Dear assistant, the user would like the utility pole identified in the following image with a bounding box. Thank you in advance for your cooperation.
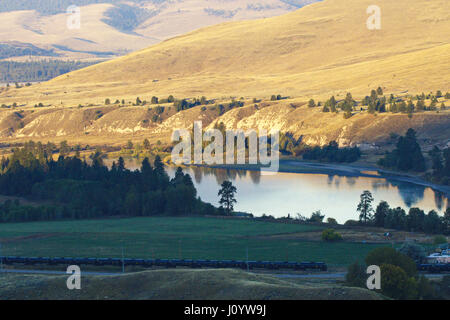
[121,246,125,273]
[246,246,249,273]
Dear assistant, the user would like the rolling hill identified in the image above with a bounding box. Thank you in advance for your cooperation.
[0,0,448,147]
[4,0,448,101]
[0,0,311,60]
[0,269,383,300]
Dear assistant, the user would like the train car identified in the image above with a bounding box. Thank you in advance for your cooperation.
[0,255,328,272]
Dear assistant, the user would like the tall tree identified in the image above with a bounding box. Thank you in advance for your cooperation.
[218,180,237,215]
[357,190,374,223]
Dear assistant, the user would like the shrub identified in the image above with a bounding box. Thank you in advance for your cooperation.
[417,276,438,300]
[380,264,418,300]
[327,217,338,225]
[398,242,426,263]
[321,229,343,242]
[433,235,447,245]
[344,219,360,226]
[309,210,324,223]
[365,247,416,277]
[345,261,366,287]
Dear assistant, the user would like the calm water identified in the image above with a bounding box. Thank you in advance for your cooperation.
[106,158,449,223]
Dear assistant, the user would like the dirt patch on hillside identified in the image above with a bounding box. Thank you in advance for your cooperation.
[261,227,446,244]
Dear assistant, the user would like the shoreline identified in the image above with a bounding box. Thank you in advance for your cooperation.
[189,159,450,198]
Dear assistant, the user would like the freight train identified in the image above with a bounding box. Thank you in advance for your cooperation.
[0,256,327,271]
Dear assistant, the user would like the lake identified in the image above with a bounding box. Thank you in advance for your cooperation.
[105,158,449,223]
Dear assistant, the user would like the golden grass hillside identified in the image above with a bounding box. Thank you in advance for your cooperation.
[1,0,448,106]
[0,269,383,300]
[0,0,448,147]
[0,0,297,60]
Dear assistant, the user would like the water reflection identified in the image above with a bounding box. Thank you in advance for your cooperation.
[104,158,449,223]
[434,192,444,211]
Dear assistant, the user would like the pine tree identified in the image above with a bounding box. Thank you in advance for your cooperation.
[357,190,374,223]
[218,180,237,215]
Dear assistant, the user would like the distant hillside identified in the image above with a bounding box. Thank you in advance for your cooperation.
[0,0,448,148]
[5,0,447,100]
[0,0,305,60]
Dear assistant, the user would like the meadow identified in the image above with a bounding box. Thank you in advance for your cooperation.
[0,216,386,266]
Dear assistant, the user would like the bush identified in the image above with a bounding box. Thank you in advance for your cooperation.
[433,235,447,245]
[417,276,438,300]
[365,247,417,277]
[380,264,418,300]
[327,217,338,225]
[398,242,426,263]
[309,210,325,223]
[321,229,343,242]
[345,261,366,287]
[344,219,360,226]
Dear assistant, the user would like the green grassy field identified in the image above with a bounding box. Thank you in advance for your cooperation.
[0,217,385,266]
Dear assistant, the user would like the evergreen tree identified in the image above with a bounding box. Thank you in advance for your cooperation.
[374,201,389,227]
[357,190,374,223]
[376,87,383,96]
[218,180,237,215]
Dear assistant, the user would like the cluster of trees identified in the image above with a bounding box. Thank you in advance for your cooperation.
[360,87,387,113]
[207,100,244,115]
[279,134,361,163]
[318,88,448,117]
[0,199,63,223]
[102,3,154,33]
[0,43,57,60]
[0,60,98,82]
[279,132,305,156]
[378,128,426,172]
[270,94,284,101]
[0,145,218,222]
[428,146,450,186]
[104,95,177,107]
[346,247,448,299]
[302,141,361,163]
[320,93,356,115]
[356,190,450,235]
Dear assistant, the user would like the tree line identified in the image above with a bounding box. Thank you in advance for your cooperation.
[356,190,450,235]
[279,133,361,163]
[378,128,426,172]
[0,144,218,223]
[0,60,98,82]
[317,88,448,118]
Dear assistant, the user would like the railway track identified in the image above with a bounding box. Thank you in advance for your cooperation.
[0,256,327,271]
